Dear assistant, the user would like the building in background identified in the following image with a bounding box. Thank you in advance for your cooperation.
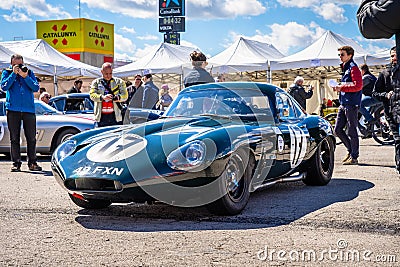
[36,18,114,67]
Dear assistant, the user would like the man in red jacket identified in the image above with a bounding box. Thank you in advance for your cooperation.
[332,46,363,165]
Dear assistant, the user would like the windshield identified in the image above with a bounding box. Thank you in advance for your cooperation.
[35,100,61,115]
[165,88,273,121]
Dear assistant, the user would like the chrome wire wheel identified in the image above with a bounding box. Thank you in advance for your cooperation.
[224,154,245,202]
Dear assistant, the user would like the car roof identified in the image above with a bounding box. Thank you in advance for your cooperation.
[50,93,90,99]
[181,82,284,97]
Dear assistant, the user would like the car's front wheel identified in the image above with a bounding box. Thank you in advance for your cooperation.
[207,149,254,215]
[68,193,112,209]
[303,137,334,186]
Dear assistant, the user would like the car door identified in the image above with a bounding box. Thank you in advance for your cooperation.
[271,92,310,176]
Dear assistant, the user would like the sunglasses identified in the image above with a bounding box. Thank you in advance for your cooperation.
[338,53,346,57]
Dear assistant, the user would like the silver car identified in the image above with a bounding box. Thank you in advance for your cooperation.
[0,99,96,156]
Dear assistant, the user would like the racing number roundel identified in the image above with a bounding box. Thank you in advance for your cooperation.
[86,133,147,163]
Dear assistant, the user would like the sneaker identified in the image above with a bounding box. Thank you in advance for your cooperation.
[28,163,42,171]
[11,164,21,172]
[343,157,358,165]
[342,153,351,163]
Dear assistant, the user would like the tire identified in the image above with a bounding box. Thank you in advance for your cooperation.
[372,106,395,145]
[69,193,111,209]
[303,137,334,186]
[55,128,79,148]
[206,149,254,215]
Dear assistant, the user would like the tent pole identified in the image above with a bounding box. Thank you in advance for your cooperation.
[267,60,272,83]
[54,66,58,96]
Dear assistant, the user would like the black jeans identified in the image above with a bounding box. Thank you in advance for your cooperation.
[334,105,360,159]
[6,110,37,165]
[98,112,119,127]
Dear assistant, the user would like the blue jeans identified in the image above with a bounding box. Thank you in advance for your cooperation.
[334,105,359,160]
[359,95,379,122]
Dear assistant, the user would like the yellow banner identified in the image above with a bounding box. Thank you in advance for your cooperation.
[36,18,114,55]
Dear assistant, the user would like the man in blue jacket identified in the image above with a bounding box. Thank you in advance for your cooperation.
[0,54,42,172]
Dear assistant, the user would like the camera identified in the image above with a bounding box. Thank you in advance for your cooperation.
[18,64,28,73]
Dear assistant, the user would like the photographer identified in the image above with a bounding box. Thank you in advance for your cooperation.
[288,76,314,110]
[90,62,128,127]
[0,54,42,172]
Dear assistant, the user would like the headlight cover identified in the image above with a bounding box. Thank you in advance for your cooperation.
[167,140,216,172]
[54,139,76,162]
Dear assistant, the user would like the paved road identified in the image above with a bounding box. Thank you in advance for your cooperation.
[0,138,399,266]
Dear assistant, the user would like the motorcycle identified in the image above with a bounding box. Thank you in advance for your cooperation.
[322,101,394,146]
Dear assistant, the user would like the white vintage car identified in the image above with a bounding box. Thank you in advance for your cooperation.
[0,99,96,156]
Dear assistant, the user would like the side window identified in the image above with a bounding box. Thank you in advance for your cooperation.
[52,99,66,112]
[84,98,94,110]
[275,93,298,120]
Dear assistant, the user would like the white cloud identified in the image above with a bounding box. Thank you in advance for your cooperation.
[134,44,158,58]
[277,0,353,23]
[313,3,347,23]
[277,0,319,8]
[226,21,326,55]
[222,0,266,17]
[3,0,72,19]
[3,11,31,22]
[81,0,156,19]
[120,26,136,34]
[137,34,159,41]
[114,34,136,60]
[80,0,266,19]
[188,0,266,19]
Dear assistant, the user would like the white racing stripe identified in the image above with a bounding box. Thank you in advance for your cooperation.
[288,126,309,168]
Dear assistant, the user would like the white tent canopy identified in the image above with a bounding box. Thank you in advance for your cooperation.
[0,43,54,75]
[0,39,101,77]
[208,37,285,73]
[114,42,199,77]
[273,31,369,70]
[366,49,390,66]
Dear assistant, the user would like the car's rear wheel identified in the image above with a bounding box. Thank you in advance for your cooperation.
[69,193,112,209]
[303,137,334,186]
[206,149,254,215]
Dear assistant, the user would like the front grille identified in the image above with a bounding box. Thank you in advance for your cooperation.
[65,178,123,192]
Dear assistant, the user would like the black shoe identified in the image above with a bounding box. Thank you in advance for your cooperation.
[11,164,21,172]
[28,163,42,171]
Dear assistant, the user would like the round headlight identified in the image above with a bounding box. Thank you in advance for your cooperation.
[185,142,205,166]
[167,140,212,171]
[55,139,76,162]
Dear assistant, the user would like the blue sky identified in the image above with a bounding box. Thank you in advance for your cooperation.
[0,0,395,62]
